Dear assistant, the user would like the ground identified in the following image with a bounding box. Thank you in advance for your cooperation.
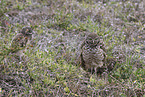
[0,0,145,96]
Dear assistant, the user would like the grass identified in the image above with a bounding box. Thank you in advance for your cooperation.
[0,0,145,96]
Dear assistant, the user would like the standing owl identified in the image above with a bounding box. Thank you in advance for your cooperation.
[0,27,33,62]
[80,33,106,74]
[10,27,33,53]
[10,26,33,60]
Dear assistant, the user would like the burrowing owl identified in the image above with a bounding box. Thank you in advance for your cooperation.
[0,27,33,62]
[80,33,106,74]
[10,27,33,57]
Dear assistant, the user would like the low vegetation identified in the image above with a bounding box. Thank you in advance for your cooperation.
[0,0,144,96]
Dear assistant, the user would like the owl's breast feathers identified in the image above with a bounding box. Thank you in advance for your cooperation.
[10,33,28,53]
[82,45,105,62]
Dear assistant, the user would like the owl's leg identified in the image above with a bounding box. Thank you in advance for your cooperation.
[91,67,93,74]
[94,67,98,77]
[94,67,96,73]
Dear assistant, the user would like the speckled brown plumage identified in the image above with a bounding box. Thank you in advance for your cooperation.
[80,33,106,74]
[10,27,33,53]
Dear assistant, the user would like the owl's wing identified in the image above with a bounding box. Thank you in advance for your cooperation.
[80,52,86,70]
[102,50,106,63]
[99,40,107,64]
[11,33,27,53]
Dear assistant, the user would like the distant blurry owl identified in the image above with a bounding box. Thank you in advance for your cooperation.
[80,33,106,74]
[10,27,33,57]
[0,27,33,63]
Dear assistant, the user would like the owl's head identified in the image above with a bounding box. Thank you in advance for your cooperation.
[85,33,100,46]
[21,27,33,36]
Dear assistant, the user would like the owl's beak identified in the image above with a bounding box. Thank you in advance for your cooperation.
[93,40,95,44]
